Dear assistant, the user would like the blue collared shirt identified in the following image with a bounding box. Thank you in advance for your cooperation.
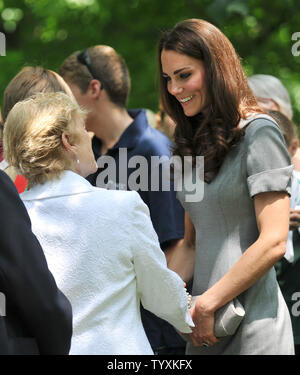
[87,108,184,246]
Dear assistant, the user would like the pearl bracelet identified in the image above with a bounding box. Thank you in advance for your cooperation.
[185,289,192,309]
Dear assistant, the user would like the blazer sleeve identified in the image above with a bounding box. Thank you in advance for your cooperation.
[0,170,72,354]
[129,191,194,333]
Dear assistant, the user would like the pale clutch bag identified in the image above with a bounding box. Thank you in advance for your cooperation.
[180,295,245,341]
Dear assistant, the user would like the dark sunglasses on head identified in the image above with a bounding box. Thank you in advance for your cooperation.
[77,50,104,90]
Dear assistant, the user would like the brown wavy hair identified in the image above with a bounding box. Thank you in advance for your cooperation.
[59,45,131,108]
[158,19,264,182]
[1,66,70,124]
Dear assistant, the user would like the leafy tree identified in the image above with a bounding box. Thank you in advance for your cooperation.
[0,0,299,125]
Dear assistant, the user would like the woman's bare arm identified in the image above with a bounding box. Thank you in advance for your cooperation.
[190,191,290,346]
[165,212,196,282]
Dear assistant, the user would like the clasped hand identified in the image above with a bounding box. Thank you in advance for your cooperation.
[188,296,220,347]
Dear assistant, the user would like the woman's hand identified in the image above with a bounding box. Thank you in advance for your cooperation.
[189,296,220,347]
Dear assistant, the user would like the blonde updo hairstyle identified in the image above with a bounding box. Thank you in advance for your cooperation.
[3,92,86,188]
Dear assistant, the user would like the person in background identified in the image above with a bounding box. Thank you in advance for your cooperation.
[155,103,177,141]
[248,74,300,171]
[59,45,187,355]
[0,169,72,355]
[248,74,293,120]
[0,66,74,193]
[158,18,294,354]
[145,103,176,141]
[268,110,300,355]
[144,108,157,128]
[3,92,194,355]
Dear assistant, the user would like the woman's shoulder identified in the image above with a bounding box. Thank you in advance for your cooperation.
[91,186,142,209]
[241,113,278,130]
[242,114,283,142]
[89,188,147,224]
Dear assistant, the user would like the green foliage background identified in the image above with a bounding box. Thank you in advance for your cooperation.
[0,0,300,124]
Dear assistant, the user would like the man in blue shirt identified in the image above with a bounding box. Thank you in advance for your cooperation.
[59,45,187,354]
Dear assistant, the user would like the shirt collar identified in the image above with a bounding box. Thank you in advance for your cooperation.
[21,170,95,200]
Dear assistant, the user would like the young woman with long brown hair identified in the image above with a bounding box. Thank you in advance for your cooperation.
[158,18,294,354]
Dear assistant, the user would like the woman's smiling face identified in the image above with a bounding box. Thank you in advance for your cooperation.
[161,49,208,117]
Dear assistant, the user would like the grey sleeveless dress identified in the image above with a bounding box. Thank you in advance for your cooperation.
[177,117,295,354]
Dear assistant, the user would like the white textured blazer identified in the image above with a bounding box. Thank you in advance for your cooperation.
[21,171,193,355]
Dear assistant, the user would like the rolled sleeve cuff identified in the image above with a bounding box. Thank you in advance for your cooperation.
[247,165,293,198]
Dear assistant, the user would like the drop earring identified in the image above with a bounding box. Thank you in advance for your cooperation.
[74,152,80,165]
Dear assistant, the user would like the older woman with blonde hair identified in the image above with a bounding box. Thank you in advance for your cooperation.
[3,92,194,355]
